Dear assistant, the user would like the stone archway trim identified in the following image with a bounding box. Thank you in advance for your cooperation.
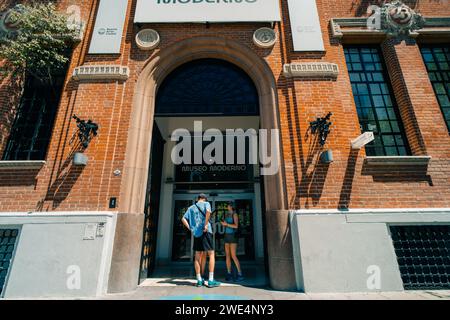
[108,37,291,293]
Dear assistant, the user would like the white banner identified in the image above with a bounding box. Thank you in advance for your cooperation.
[88,0,128,54]
[134,0,281,23]
[287,0,325,51]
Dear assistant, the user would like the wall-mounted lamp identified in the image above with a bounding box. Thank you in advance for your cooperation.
[73,114,98,149]
[320,150,333,164]
[73,152,88,166]
[310,112,333,146]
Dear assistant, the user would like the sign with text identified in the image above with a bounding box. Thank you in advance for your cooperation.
[351,132,375,149]
[287,0,325,51]
[134,0,281,23]
[88,0,128,54]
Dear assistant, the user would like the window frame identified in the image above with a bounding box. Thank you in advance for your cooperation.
[344,45,411,156]
[420,44,450,134]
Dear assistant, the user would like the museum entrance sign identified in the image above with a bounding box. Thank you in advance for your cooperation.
[134,0,281,23]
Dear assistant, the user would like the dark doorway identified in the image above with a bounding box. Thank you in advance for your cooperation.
[139,125,165,282]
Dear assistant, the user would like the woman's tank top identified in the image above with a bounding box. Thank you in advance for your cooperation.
[225,212,236,234]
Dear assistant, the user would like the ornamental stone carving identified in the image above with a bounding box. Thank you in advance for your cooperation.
[381,1,425,36]
[253,27,277,49]
[135,29,160,50]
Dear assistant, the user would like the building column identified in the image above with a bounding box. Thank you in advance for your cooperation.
[107,212,144,293]
[265,209,297,291]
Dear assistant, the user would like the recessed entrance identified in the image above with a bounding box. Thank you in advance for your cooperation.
[139,59,267,284]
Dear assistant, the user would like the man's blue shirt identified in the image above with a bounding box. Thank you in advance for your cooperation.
[183,201,213,238]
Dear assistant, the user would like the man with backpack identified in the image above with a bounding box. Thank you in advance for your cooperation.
[181,193,221,288]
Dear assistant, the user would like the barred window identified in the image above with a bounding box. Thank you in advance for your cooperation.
[2,74,65,161]
[344,46,410,156]
[420,45,450,133]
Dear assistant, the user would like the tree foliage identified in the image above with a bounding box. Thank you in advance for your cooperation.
[0,2,80,81]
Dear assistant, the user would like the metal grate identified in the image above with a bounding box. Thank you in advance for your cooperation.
[0,229,19,296]
[156,59,259,116]
[390,225,450,290]
[344,46,410,156]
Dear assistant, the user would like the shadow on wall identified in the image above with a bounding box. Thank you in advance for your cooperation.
[0,74,24,156]
[36,109,87,210]
[279,80,332,209]
[361,162,433,185]
[338,148,359,210]
[337,150,434,210]
[0,169,38,187]
[34,77,86,211]
[300,127,331,208]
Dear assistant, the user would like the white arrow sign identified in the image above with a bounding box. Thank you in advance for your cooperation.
[351,132,375,149]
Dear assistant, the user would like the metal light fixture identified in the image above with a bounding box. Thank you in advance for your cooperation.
[310,112,333,164]
[320,150,334,164]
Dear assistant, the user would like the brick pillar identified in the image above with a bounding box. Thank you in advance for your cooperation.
[381,38,450,157]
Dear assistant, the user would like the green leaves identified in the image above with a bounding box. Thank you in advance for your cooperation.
[0,3,80,81]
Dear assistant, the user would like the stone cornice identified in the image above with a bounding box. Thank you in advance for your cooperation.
[72,65,130,81]
[283,62,339,79]
[331,16,450,39]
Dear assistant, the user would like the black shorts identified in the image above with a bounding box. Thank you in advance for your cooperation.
[193,232,214,252]
[224,233,238,244]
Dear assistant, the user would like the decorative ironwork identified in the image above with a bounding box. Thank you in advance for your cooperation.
[390,225,450,290]
[156,59,259,116]
[344,46,410,156]
[0,229,19,296]
[72,114,98,149]
[310,112,333,146]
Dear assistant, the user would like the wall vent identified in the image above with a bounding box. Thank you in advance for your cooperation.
[0,229,19,296]
[390,225,450,290]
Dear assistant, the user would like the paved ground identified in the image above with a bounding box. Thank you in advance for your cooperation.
[100,278,450,300]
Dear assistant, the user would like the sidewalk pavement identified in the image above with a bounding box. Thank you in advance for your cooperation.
[99,278,450,300]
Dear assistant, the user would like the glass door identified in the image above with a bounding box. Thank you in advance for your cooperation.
[171,199,195,262]
[171,193,256,262]
[212,197,255,261]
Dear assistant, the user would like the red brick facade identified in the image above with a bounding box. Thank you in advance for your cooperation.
[0,0,449,213]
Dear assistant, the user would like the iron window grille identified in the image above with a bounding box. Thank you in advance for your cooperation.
[2,73,66,161]
[420,45,450,134]
[344,46,410,156]
[390,225,450,290]
[0,229,19,297]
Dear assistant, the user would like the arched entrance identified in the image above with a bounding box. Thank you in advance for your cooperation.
[108,37,294,293]
[143,58,264,280]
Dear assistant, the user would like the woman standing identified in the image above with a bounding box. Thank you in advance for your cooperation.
[221,202,244,282]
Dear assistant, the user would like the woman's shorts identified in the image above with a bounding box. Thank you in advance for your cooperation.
[193,232,214,252]
[224,233,238,244]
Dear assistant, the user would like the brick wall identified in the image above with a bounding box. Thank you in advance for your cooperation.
[0,0,449,212]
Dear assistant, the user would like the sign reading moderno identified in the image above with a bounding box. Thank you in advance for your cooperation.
[134,0,281,23]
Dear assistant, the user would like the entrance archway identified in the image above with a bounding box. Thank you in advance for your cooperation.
[108,37,293,293]
[149,58,263,278]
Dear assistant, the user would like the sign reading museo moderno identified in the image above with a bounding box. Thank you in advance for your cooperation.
[134,0,281,23]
